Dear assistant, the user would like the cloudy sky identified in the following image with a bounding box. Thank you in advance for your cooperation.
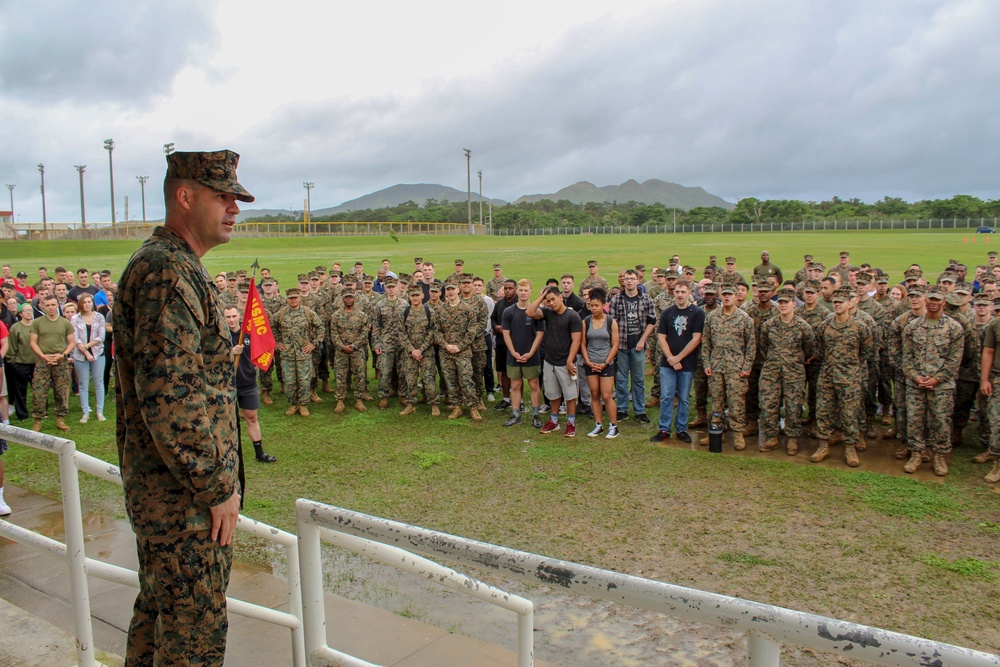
[1,0,996,223]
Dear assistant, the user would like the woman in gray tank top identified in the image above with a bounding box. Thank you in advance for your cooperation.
[581,287,620,438]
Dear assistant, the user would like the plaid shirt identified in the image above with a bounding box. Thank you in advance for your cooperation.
[609,291,656,350]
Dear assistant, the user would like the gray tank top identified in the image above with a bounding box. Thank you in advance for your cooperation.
[585,315,614,364]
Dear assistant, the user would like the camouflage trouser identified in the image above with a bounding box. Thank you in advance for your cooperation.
[816,374,861,445]
[377,347,405,398]
[987,371,1000,455]
[310,343,329,389]
[127,530,232,667]
[470,344,487,402]
[650,345,662,397]
[708,373,748,431]
[401,352,439,405]
[878,351,893,410]
[334,349,367,400]
[954,378,989,448]
[693,357,708,414]
[31,358,71,418]
[906,380,954,453]
[759,365,805,438]
[282,355,312,406]
[441,348,477,408]
[259,350,281,393]
[893,369,908,442]
[864,359,879,418]
[745,364,763,421]
[804,361,821,420]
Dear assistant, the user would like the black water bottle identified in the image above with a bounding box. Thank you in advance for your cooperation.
[708,413,723,453]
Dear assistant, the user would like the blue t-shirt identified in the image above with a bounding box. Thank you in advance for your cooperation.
[657,303,705,372]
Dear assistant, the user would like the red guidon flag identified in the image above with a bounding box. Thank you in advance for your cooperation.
[241,278,276,371]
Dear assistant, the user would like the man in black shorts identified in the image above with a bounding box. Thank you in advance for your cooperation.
[492,279,518,411]
[224,307,276,464]
[501,279,546,428]
[527,285,583,437]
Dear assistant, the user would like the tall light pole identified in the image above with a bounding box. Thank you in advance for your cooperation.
[37,164,47,232]
[136,176,149,222]
[104,138,116,227]
[303,182,314,235]
[463,148,472,234]
[477,170,483,228]
[163,142,175,156]
[74,165,87,228]
[5,184,14,223]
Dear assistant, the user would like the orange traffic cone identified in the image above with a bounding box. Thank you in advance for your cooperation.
[973,235,977,243]
[963,237,967,243]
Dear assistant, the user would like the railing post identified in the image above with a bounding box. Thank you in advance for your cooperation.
[747,630,781,667]
[296,518,326,659]
[59,438,97,666]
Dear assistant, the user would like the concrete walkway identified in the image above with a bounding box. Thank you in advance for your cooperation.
[0,484,552,666]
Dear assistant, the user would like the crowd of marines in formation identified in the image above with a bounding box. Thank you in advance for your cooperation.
[217,249,1000,485]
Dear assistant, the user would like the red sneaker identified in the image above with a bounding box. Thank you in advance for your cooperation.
[564,423,576,438]
[540,420,561,434]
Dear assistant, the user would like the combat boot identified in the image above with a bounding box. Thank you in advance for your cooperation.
[32,419,42,432]
[785,438,799,456]
[322,379,333,394]
[378,398,389,409]
[334,400,345,414]
[950,428,963,449]
[476,400,486,412]
[884,425,897,439]
[470,408,483,422]
[688,411,707,428]
[972,450,997,464]
[932,452,949,477]
[828,430,843,446]
[448,406,463,419]
[809,442,830,463]
[921,449,932,463]
[362,391,374,401]
[646,396,660,407]
[284,405,299,416]
[399,404,416,416]
[881,411,893,426]
[431,405,441,417]
[299,405,310,417]
[903,450,922,474]
[845,444,860,467]
[759,436,778,453]
[985,460,1000,484]
[261,390,273,406]
[310,390,323,403]
[895,443,909,459]
[865,418,877,440]
[732,432,746,451]
[355,400,367,412]
[55,418,70,432]
[742,420,758,437]
[856,434,867,452]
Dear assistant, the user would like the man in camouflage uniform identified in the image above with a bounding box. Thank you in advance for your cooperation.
[328,287,371,413]
[901,285,965,476]
[460,273,489,410]
[828,251,858,284]
[793,254,813,285]
[758,289,815,455]
[649,271,677,405]
[257,278,285,405]
[811,287,872,467]
[978,303,1000,483]
[29,294,75,431]
[399,285,441,416]
[796,280,828,426]
[886,285,927,453]
[954,293,992,457]
[115,150,249,666]
[436,282,481,421]
[373,276,407,408]
[739,276,778,436]
[580,260,610,295]
[689,281,719,427]
[303,272,331,399]
[702,283,755,450]
[272,287,324,416]
[848,282,880,449]
[719,256,744,284]
[873,273,895,422]
[218,271,238,309]
[486,263,507,297]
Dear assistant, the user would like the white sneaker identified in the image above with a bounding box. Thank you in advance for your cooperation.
[0,498,10,517]
[487,393,496,402]
[606,425,620,439]
[588,424,604,437]
[79,413,89,424]
[558,404,567,415]
[96,412,107,422]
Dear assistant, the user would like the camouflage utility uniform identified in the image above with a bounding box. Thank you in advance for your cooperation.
[702,307,755,433]
[373,296,407,399]
[399,302,440,406]
[272,303,324,408]
[758,315,815,442]
[328,306,371,400]
[902,315,964,455]
[814,315,871,447]
[436,299,479,407]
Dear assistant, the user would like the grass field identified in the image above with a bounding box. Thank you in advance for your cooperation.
[2,229,999,665]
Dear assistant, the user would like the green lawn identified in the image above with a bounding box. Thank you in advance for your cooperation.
[2,229,999,663]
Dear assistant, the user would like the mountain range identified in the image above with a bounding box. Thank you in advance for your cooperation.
[237,179,731,220]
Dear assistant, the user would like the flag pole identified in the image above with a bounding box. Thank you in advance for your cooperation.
[235,258,260,365]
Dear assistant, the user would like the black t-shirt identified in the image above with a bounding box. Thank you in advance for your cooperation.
[230,329,257,394]
[657,303,705,372]
[621,293,648,349]
[502,305,545,366]
[541,307,582,366]
[67,284,100,303]
[562,292,587,315]
[492,296,517,332]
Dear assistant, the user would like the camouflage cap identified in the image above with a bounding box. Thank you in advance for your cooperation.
[459,273,474,283]
[397,272,412,282]
[635,264,646,271]
[954,282,972,295]
[775,289,795,302]
[809,262,825,271]
[989,252,998,258]
[444,282,459,290]
[429,281,443,292]
[454,259,464,266]
[407,285,423,296]
[925,285,945,299]
[236,269,247,276]
[384,277,398,286]
[363,275,374,283]
[945,293,965,306]
[839,251,850,258]
[665,272,678,280]
[668,258,680,265]
[725,256,736,263]
[315,265,327,273]
[973,293,992,305]
[309,271,320,280]
[342,288,356,296]
[493,263,502,269]
[342,275,357,285]
[702,282,719,294]
[831,287,851,302]
[226,271,237,280]
[285,287,301,297]
[802,279,821,293]
[709,255,718,261]
[296,274,309,283]
[682,265,697,274]
[875,273,890,284]
[587,260,598,267]
[804,254,813,260]
[904,268,923,279]
[237,282,249,293]
[165,150,254,202]
[719,283,737,295]
[261,277,276,286]
[330,270,342,278]
[856,271,874,284]
[654,268,669,277]
[847,286,859,298]
[938,271,957,283]
[907,284,926,297]
[413,257,423,263]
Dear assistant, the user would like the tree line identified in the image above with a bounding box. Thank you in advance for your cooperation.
[244,194,1000,229]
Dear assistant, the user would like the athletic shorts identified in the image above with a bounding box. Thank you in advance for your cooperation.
[585,365,615,378]
[507,364,540,380]
[543,361,579,402]
[237,390,260,411]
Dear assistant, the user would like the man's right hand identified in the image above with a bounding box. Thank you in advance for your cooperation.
[209,491,241,546]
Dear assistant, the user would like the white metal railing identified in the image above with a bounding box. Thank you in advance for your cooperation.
[0,425,306,667]
[296,499,533,666]
[300,501,1000,667]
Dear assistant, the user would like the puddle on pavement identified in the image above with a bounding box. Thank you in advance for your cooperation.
[272,545,747,666]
